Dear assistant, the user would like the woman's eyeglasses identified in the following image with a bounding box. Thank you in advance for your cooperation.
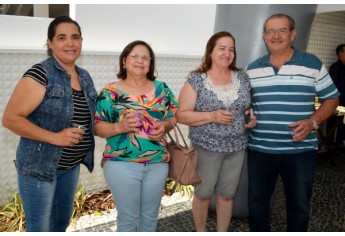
[129,53,151,62]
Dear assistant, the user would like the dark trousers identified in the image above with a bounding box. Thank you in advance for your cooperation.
[247,149,317,232]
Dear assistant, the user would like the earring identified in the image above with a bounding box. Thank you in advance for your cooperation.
[123,65,126,69]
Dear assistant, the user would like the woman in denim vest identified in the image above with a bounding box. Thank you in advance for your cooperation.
[2,16,97,232]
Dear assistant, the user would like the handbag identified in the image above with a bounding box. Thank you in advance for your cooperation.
[164,124,201,196]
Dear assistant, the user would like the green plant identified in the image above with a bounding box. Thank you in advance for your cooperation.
[69,185,114,228]
[0,192,26,232]
[165,179,195,199]
[0,184,115,232]
[71,184,89,220]
[0,181,192,232]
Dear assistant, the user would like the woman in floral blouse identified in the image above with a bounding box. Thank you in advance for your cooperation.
[177,31,256,232]
[94,40,178,232]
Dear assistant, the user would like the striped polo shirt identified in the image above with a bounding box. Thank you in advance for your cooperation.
[246,48,339,154]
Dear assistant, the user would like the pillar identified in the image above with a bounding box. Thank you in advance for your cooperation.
[214,4,317,67]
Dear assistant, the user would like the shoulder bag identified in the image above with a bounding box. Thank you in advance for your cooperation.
[165,123,201,196]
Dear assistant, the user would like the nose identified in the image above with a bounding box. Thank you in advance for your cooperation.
[66,36,75,46]
[272,31,281,38]
[136,57,144,63]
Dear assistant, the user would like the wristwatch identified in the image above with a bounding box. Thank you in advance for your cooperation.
[309,118,319,131]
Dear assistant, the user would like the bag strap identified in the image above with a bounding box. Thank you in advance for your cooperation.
[165,124,193,196]
[167,123,189,148]
[176,125,189,148]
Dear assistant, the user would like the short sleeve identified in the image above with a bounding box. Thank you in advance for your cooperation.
[23,64,47,86]
[94,85,114,124]
[186,72,204,93]
[161,82,179,120]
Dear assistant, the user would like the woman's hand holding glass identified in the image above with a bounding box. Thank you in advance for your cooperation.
[54,126,85,147]
[118,110,142,134]
[212,109,233,125]
[148,121,166,141]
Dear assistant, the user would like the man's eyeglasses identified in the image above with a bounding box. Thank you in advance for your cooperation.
[265,28,290,36]
[129,53,151,62]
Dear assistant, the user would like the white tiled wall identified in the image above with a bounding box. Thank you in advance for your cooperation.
[306,11,345,69]
[0,50,200,202]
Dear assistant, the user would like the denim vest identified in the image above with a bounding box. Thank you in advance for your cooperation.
[15,56,97,182]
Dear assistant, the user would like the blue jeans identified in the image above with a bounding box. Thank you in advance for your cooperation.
[103,161,168,232]
[247,150,317,232]
[18,165,80,232]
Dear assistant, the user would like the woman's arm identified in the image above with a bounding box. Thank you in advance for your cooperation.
[94,111,140,138]
[2,77,83,147]
[176,82,232,126]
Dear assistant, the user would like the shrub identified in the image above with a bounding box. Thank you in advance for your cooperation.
[0,192,25,232]
[0,180,190,231]
[165,179,195,199]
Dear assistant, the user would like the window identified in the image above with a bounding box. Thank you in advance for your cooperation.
[0,4,69,18]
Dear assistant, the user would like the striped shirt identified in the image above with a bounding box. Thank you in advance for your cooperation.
[23,64,92,169]
[246,48,339,154]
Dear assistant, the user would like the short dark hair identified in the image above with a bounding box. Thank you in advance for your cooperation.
[47,16,82,56]
[335,44,345,57]
[195,31,240,73]
[263,13,295,32]
[117,40,156,81]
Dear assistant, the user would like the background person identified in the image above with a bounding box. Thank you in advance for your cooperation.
[2,16,97,232]
[177,31,256,232]
[326,43,345,149]
[94,40,179,232]
[246,13,339,232]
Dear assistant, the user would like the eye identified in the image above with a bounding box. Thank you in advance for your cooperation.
[266,29,275,35]
[72,35,82,40]
[278,29,290,34]
[130,54,139,59]
[142,56,151,61]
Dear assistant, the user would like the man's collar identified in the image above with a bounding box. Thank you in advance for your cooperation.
[260,47,302,66]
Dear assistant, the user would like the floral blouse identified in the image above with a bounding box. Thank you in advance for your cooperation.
[188,71,251,152]
[95,80,179,166]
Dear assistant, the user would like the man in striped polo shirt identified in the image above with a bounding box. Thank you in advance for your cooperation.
[246,14,339,232]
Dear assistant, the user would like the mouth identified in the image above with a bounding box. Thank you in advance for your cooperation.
[64,50,77,53]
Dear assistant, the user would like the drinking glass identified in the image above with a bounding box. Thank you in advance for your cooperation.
[287,125,296,136]
[71,123,87,130]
